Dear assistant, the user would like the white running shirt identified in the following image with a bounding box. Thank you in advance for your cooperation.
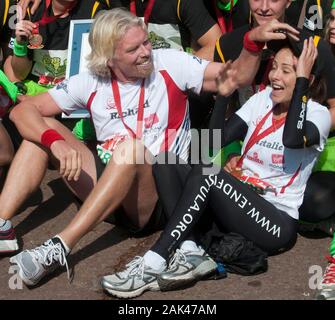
[236,87,331,219]
[49,49,209,161]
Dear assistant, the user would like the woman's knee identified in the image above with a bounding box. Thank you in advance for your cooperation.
[263,223,298,255]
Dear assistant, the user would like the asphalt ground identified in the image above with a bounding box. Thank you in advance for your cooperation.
[0,169,332,301]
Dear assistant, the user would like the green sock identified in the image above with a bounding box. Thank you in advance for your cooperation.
[330,232,335,256]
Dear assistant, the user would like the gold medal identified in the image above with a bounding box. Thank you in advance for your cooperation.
[28,33,44,49]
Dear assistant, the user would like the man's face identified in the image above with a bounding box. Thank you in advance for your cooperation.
[249,0,291,25]
[109,26,153,83]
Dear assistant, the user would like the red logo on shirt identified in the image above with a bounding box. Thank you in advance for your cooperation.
[272,154,284,164]
[246,152,264,165]
[144,113,159,129]
[106,97,116,110]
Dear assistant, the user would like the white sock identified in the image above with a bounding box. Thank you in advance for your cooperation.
[180,240,200,252]
[54,235,71,255]
[143,250,166,271]
[0,218,12,231]
[0,218,6,227]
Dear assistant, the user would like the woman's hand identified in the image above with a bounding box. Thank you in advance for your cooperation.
[15,20,37,44]
[248,19,300,43]
[296,37,318,79]
[224,153,240,173]
[15,5,36,44]
[18,0,42,16]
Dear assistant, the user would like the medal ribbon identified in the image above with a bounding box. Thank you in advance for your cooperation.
[237,107,286,168]
[130,0,155,25]
[214,0,234,34]
[111,76,146,140]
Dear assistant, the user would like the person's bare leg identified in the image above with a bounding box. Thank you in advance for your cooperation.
[0,122,14,190]
[58,139,158,249]
[0,140,48,220]
[0,117,98,221]
[0,122,14,167]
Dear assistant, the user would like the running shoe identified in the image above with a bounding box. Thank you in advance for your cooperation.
[9,238,70,286]
[101,256,161,299]
[316,255,335,300]
[0,219,18,254]
[157,247,217,291]
[299,217,335,237]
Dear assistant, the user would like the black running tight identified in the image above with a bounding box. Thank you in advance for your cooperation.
[151,163,298,259]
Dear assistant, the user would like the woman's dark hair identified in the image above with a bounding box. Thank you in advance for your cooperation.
[309,76,327,105]
[278,45,327,105]
[324,13,335,56]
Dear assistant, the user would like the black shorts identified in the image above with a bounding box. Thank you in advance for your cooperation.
[94,153,167,235]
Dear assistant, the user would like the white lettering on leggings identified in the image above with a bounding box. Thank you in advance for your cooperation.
[170,178,211,240]
[170,175,281,241]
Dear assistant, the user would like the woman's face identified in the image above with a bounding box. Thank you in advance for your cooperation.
[268,48,297,105]
[328,9,335,45]
[249,0,291,26]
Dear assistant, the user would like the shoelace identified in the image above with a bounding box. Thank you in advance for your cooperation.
[322,256,335,285]
[168,249,188,269]
[118,256,145,279]
[32,239,70,281]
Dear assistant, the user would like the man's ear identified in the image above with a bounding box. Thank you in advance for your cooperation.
[286,0,292,9]
[106,59,113,68]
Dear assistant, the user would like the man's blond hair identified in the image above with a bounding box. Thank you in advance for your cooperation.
[86,8,146,77]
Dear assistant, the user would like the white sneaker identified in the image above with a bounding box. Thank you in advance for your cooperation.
[101,256,161,299]
[157,247,217,291]
[9,238,69,286]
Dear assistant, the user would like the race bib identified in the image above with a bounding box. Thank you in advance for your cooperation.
[96,134,128,165]
[231,170,277,195]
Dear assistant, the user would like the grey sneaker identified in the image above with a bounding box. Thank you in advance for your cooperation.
[101,256,160,299]
[9,239,70,286]
[316,256,335,300]
[157,247,217,291]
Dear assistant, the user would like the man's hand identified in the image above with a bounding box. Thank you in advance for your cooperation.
[296,37,318,79]
[216,60,239,96]
[50,140,82,181]
[248,19,300,43]
[18,0,42,17]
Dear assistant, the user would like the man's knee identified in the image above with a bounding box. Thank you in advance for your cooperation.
[112,139,151,165]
